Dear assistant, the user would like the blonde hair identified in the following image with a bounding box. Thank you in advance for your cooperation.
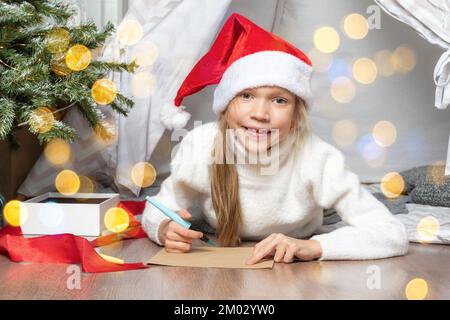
[210,96,310,246]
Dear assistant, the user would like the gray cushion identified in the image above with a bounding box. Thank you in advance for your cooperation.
[400,165,450,207]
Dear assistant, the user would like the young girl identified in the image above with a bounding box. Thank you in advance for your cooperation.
[142,13,409,264]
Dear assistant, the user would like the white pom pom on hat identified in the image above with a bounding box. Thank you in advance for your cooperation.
[159,13,313,130]
[159,103,191,130]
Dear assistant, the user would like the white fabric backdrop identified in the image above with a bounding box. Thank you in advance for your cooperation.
[272,0,450,180]
[185,0,450,182]
[73,0,127,28]
[18,0,450,198]
[374,0,450,173]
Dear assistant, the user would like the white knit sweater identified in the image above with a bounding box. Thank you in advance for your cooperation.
[142,122,409,260]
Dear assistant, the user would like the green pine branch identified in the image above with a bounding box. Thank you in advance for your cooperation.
[0,2,39,25]
[70,21,115,49]
[31,0,76,25]
[0,0,137,147]
[0,0,75,27]
[35,120,77,143]
[90,59,138,73]
[111,93,134,116]
[0,97,15,139]
[76,101,104,127]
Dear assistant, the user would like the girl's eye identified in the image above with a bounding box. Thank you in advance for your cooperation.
[241,93,252,100]
[274,97,288,104]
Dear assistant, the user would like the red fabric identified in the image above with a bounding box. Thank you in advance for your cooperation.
[0,200,149,273]
[118,200,146,216]
[174,13,312,106]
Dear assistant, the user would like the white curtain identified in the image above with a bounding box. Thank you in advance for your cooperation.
[73,0,128,28]
[375,0,450,174]
[18,0,233,197]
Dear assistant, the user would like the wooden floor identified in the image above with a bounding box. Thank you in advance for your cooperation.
[1,238,449,299]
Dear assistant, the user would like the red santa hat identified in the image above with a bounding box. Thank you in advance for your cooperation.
[160,13,313,130]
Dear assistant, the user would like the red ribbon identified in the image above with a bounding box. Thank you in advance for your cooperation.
[0,200,149,273]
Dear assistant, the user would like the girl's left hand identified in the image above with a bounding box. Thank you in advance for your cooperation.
[246,233,322,265]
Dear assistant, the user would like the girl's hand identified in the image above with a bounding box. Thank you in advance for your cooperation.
[246,233,322,265]
[158,209,204,253]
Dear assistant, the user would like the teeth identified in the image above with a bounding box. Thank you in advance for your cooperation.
[244,127,271,134]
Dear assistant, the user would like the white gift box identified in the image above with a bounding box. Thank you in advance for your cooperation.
[20,192,120,236]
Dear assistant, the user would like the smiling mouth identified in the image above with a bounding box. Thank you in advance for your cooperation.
[242,126,275,134]
[241,126,276,137]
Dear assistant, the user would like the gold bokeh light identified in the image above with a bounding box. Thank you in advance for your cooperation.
[330,77,356,103]
[45,28,71,54]
[65,44,91,71]
[76,175,96,202]
[132,42,159,67]
[117,19,143,46]
[51,53,72,76]
[91,78,117,105]
[104,207,130,233]
[416,216,440,243]
[352,57,378,85]
[131,162,157,188]
[55,169,80,195]
[29,106,55,134]
[94,120,117,146]
[405,278,429,300]
[313,26,340,53]
[373,120,397,147]
[3,200,28,227]
[44,138,72,166]
[390,46,416,74]
[380,172,405,199]
[343,13,369,40]
[78,175,95,194]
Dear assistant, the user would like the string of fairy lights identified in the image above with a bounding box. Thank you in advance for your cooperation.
[1,12,442,298]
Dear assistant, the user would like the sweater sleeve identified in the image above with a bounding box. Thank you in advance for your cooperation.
[141,134,200,246]
[308,142,409,260]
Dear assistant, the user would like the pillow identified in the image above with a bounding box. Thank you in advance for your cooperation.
[400,165,450,207]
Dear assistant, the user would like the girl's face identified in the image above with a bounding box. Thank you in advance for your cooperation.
[224,86,297,153]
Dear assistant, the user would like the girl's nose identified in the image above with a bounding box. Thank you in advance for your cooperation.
[250,99,270,121]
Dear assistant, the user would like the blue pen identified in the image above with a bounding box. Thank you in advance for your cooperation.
[145,196,216,246]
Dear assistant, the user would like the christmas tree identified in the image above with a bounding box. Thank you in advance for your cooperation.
[0,0,136,148]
